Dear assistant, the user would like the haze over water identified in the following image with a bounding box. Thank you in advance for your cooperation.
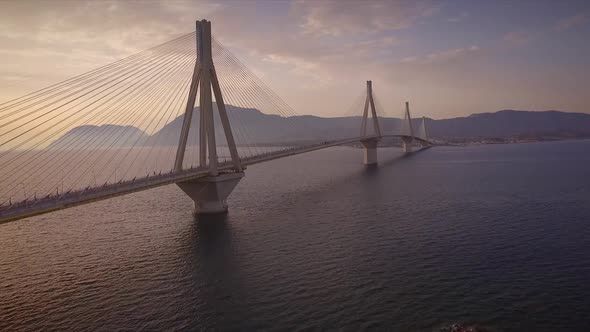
[1,141,590,331]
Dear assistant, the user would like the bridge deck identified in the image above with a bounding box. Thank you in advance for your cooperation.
[0,135,428,224]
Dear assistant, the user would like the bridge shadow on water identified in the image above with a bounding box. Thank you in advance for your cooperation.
[179,213,263,329]
[188,213,237,282]
[361,147,428,177]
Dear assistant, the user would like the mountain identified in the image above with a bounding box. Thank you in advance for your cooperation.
[151,107,590,144]
[47,108,590,148]
[426,110,590,139]
[47,125,149,150]
[150,105,395,145]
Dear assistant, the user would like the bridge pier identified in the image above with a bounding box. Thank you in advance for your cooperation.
[177,172,244,215]
[402,137,413,153]
[360,138,379,165]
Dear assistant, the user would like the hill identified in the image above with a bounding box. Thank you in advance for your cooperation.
[47,108,590,148]
[428,110,590,140]
[47,125,149,150]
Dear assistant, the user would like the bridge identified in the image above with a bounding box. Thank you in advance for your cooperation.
[0,20,431,224]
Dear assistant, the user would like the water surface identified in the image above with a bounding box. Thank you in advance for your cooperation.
[1,140,590,331]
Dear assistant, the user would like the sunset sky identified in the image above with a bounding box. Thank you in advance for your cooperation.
[1,0,589,119]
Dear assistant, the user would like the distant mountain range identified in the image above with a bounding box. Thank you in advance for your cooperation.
[48,124,149,150]
[427,110,590,140]
[48,107,590,149]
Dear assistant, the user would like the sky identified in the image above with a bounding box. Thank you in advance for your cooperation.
[0,0,589,119]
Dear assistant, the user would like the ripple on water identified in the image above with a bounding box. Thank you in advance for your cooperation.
[1,143,590,331]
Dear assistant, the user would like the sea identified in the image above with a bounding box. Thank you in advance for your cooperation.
[1,140,590,331]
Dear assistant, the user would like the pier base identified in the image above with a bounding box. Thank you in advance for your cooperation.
[360,138,379,165]
[177,172,244,215]
[402,137,413,153]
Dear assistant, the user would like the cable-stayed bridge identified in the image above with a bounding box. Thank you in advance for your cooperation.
[0,20,431,224]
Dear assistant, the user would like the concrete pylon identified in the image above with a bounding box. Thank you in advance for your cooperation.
[174,20,244,215]
[419,116,430,147]
[401,101,414,153]
[420,116,428,140]
[360,80,381,165]
[360,80,382,137]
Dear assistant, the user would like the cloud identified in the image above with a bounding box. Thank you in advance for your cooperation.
[1,2,185,47]
[206,2,411,87]
[262,53,329,83]
[401,45,482,65]
[0,0,433,89]
[293,0,438,36]
[554,13,588,31]
[3,0,587,119]
[0,0,220,97]
[447,11,469,23]
[503,30,532,46]
[0,0,483,116]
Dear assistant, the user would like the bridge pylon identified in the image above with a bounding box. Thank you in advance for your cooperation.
[174,19,244,215]
[419,116,430,147]
[401,101,414,153]
[359,80,382,165]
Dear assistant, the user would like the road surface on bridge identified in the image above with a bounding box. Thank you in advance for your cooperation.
[0,134,428,224]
